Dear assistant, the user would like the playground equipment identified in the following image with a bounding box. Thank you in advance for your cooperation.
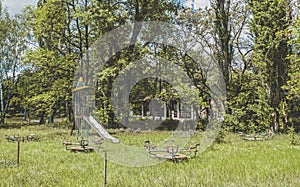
[5,134,39,142]
[72,77,119,145]
[5,135,24,142]
[72,76,198,164]
[63,139,94,152]
[143,139,200,162]
[26,134,40,142]
[142,127,200,162]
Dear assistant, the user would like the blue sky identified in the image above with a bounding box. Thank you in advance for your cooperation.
[2,0,38,15]
[2,0,210,16]
[183,0,209,9]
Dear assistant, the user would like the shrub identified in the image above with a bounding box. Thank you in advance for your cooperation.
[288,126,300,145]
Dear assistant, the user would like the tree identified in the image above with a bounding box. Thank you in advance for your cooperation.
[24,49,76,123]
[26,0,179,125]
[24,0,118,122]
[250,0,291,132]
[95,0,180,127]
[283,16,300,131]
[209,0,233,88]
[176,1,254,131]
[0,3,28,124]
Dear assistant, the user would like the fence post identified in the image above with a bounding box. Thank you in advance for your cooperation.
[17,136,21,166]
[104,152,107,187]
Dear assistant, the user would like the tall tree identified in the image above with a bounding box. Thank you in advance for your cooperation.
[24,0,120,122]
[179,1,252,131]
[96,0,179,127]
[283,15,300,131]
[210,0,233,88]
[0,3,28,124]
[250,0,291,132]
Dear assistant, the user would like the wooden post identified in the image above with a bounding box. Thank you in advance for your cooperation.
[164,103,167,119]
[17,136,21,166]
[104,152,107,187]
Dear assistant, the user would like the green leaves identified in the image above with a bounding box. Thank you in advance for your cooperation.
[225,72,272,132]
[2,0,296,132]
[281,18,300,129]
[22,48,76,120]
[249,0,291,132]
[0,2,29,124]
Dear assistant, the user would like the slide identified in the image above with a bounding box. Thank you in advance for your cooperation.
[83,116,119,143]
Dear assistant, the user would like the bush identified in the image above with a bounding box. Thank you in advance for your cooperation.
[196,119,208,131]
[214,127,226,144]
[288,126,300,145]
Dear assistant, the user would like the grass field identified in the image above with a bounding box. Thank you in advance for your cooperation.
[0,125,300,187]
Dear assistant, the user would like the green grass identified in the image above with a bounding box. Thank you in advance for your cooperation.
[0,126,299,187]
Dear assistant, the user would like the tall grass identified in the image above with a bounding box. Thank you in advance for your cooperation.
[0,126,299,186]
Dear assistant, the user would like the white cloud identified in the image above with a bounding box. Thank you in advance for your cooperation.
[2,0,38,15]
[184,0,210,10]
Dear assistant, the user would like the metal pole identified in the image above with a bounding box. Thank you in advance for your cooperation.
[104,152,107,187]
[17,136,21,166]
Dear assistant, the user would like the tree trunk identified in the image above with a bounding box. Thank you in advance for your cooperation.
[40,115,45,125]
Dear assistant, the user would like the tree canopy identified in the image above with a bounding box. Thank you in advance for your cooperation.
[1,0,299,133]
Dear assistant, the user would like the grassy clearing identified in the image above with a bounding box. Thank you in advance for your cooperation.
[0,126,299,187]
